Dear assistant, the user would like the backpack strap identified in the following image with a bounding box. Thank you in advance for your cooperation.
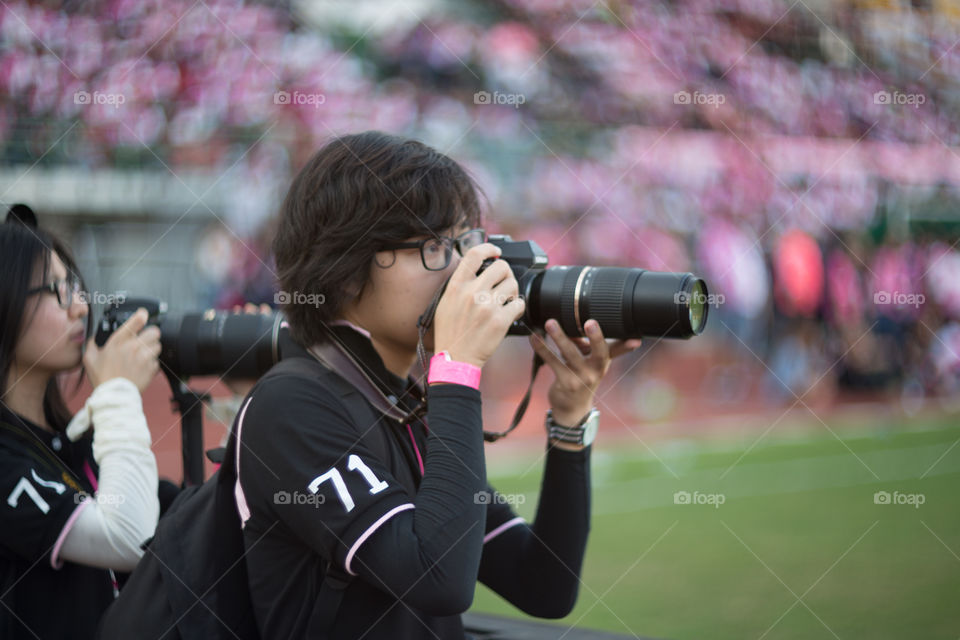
[301,363,395,639]
[309,559,352,639]
[251,353,398,636]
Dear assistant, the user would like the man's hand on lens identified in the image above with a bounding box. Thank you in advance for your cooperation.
[530,318,642,431]
[433,243,525,369]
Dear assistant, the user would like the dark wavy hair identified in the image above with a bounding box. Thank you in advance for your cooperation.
[0,210,92,431]
[273,131,484,348]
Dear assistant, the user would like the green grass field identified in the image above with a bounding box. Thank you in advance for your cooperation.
[469,412,960,639]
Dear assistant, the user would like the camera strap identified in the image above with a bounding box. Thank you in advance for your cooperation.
[415,280,544,443]
[309,337,427,426]
[480,352,543,442]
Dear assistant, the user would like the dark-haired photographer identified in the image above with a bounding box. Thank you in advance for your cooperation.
[236,131,641,638]
[0,211,161,639]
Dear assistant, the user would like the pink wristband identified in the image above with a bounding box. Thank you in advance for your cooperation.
[428,351,482,390]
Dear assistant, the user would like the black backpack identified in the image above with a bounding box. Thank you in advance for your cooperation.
[96,354,395,640]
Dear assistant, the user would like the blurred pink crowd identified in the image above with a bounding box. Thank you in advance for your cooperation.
[4,0,960,401]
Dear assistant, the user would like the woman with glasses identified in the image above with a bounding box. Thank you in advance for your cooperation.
[237,132,640,638]
[0,210,161,639]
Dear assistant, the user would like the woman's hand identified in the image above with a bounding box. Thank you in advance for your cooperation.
[530,318,642,435]
[83,308,161,392]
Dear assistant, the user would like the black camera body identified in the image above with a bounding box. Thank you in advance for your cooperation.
[95,297,167,347]
[481,234,709,340]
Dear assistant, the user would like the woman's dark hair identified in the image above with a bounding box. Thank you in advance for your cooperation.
[0,212,92,431]
[273,131,484,347]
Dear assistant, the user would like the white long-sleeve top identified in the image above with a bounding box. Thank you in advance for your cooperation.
[52,377,160,571]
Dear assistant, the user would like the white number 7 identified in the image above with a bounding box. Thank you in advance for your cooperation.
[7,477,51,514]
[307,455,389,513]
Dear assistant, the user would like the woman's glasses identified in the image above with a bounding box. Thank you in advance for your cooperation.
[379,228,487,271]
[27,276,84,310]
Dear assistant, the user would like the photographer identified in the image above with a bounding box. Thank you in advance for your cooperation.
[237,132,641,638]
[0,213,161,639]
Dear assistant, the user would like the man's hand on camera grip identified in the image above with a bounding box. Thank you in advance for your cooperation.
[433,243,525,369]
[531,318,642,427]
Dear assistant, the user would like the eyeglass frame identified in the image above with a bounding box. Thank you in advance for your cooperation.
[26,276,85,310]
[378,228,487,271]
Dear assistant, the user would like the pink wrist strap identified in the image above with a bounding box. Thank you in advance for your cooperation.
[428,351,482,390]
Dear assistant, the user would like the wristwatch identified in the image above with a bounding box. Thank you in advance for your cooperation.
[545,408,600,447]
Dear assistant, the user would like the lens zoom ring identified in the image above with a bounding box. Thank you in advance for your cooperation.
[586,269,628,336]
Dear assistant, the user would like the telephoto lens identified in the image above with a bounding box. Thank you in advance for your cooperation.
[484,235,710,340]
[96,298,287,378]
[524,266,708,340]
[159,310,286,378]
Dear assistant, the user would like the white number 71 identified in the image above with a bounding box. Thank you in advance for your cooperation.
[307,455,389,512]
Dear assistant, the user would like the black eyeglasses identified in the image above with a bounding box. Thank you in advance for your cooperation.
[379,228,487,271]
[27,276,84,310]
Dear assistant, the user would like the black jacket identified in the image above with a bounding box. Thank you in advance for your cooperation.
[237,325,592,639]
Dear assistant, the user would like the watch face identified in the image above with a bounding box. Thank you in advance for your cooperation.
[581,412,599,446]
